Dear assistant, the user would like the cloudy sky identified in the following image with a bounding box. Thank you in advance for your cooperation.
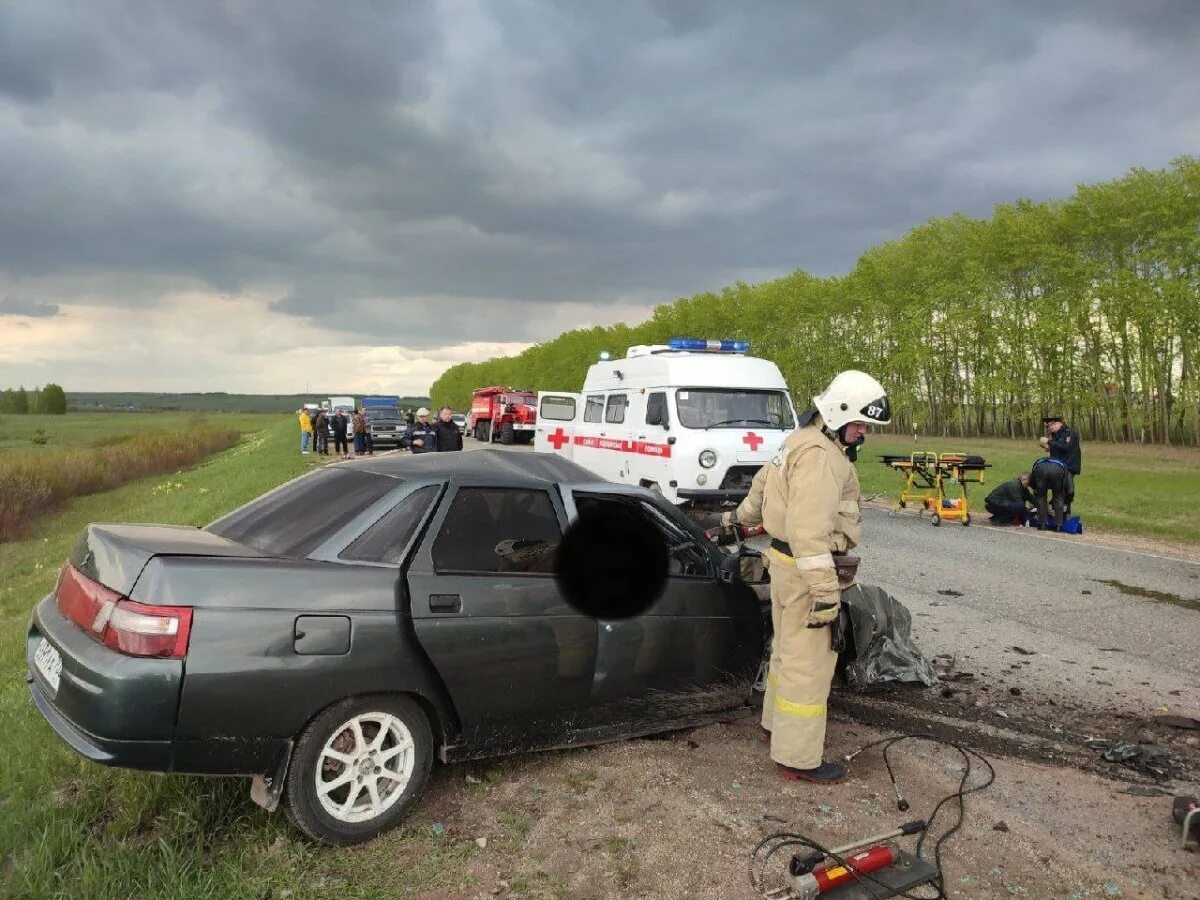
[1,1,1197,395]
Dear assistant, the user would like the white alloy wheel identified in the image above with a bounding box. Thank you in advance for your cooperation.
[315,712,415,824]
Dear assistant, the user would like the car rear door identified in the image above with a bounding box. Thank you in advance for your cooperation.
[563,488,763,721]
[534,392,580,460]
[406,483,598,751]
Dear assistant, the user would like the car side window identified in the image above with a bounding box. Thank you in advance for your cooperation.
[340,485,441,564]
[645,391,667,426]
[432,488,562,575]
[583,395,605,423]
[540,395,576,421]
[605,393,628,424]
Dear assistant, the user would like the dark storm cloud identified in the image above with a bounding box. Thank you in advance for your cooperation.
[1,1,1197,343]
[0,296,59,317]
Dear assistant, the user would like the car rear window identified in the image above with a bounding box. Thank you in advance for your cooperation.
[207,468,400,558]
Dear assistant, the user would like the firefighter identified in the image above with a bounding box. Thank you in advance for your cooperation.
[722,370,890,783]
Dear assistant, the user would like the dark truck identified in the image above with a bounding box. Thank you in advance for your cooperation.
[362,395,405,449]
[26,451,764,845]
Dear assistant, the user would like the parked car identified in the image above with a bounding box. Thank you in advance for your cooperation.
[451,413,467,435]
[26,451,764,844]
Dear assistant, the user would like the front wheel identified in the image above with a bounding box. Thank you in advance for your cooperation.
[931,514,941,527]
[284,695,433,845]
[500,422,515,445]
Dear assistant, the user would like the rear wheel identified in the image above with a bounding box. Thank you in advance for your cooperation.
[500,422,515,445]
[931,514,941,527]
[284,695,433,845]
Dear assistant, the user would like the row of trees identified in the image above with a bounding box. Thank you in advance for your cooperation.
[0,385,68,415]
[431,158,1200,444]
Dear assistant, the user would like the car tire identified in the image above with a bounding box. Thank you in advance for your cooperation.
[284,695,433,845]
[501,422,515,445]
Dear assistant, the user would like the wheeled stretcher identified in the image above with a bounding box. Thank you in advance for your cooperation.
[879,452,990,526]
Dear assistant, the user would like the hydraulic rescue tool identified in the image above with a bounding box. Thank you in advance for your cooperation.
[758,820,936,900]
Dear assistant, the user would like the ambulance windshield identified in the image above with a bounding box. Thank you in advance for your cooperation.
[674,389,795,429]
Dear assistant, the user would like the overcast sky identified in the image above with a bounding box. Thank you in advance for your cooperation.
[1,1,1197,395]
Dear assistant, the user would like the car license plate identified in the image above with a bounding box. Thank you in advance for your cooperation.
[34,638,62,695]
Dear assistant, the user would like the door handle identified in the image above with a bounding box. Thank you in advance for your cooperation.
[429,594,462,614]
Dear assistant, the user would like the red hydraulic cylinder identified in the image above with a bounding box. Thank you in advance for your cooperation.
[807,844,898,894]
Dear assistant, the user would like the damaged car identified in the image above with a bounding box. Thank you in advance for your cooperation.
[25,451,765,844]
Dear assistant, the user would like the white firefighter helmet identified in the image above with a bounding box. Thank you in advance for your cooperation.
[813,370,891,431]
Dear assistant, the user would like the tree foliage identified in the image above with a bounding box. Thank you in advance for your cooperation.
[431,158,1200,444]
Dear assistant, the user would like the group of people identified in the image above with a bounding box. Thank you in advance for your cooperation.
[984,416,1083,530]
[297,406,463,458]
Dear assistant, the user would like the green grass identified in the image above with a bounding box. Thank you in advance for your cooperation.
[0,418,391,899]
[858,435,1200,544]
[0,412,279,456]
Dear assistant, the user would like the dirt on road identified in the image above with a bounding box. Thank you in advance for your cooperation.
[320,699,1198,900]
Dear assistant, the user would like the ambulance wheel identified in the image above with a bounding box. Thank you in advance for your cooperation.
[500,423,515,445]
[931,514,941,527]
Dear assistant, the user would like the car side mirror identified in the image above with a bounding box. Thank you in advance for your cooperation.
[718,548,768,585]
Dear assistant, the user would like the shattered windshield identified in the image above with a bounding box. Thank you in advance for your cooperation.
[674,389,795,429]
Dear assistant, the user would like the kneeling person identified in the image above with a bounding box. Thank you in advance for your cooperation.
[984,473,1033,525]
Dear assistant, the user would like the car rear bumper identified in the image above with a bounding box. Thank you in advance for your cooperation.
[27,677,171,770]
[27,594,182,769]
[27,595,292,776]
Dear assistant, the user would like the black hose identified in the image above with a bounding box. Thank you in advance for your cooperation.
[749,733,996,900]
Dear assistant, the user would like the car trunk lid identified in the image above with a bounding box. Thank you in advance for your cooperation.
[70,523,267,596]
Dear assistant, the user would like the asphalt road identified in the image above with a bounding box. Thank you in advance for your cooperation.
[860,506,1200,719]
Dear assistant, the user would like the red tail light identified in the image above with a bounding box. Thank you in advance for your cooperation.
[56,563,192,659]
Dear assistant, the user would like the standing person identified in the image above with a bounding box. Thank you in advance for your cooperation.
[331,408,350,458]
[723,370,891,784]
[352,407,368,457]
[433,406,464,452]
[404,408,438,454]
[984,473,1034,525]
[406,409,415,426]
[1030,457,1070,531]
[312,409,328,456]
[1040,415,1080,513]
[298,408,312,454]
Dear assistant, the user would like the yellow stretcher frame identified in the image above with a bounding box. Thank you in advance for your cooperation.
[883,451,990,527]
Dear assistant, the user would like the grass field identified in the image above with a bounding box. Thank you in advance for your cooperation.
[0,411,279,456]
[2,420,1198,897]
[0,418,470,900]
[857,434,1200,545]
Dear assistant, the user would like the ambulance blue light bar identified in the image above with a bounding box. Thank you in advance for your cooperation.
[667,337,750,353]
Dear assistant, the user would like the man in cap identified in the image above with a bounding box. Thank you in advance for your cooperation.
[404,407,439,454]
[1039,416,1080,515]
[721,370,891,784]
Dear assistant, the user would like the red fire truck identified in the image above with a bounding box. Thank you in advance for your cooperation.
[468,386,538,444]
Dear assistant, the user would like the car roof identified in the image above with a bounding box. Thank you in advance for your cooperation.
[344,449,598,486]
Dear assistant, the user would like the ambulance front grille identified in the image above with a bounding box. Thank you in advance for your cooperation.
[719,465,761,491]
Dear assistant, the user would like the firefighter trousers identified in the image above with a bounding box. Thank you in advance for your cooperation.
[761,548,838,770]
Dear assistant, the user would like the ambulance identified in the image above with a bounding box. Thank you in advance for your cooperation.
[534,338,798,509]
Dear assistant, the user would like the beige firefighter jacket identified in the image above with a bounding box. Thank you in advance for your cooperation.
[733,418,861,596]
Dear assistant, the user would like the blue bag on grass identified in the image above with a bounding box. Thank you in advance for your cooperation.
[1061,516,1083,535]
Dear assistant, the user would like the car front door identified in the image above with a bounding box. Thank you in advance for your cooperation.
[407,484,598,753]
[564,489,763,723]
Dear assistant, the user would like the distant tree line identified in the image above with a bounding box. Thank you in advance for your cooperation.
[0,384,67,415]
[431,157,1200,445]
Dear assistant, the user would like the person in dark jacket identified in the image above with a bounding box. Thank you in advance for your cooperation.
[331,410,350,457]
[1040,417,1079,512]
[1030,457,1070,530]
[404,408,438,454]
[1041,417,1081,474]
[984,473,1033,525]
[406,410,415,425]
[433,406,464,452]
[312,410,329,455]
